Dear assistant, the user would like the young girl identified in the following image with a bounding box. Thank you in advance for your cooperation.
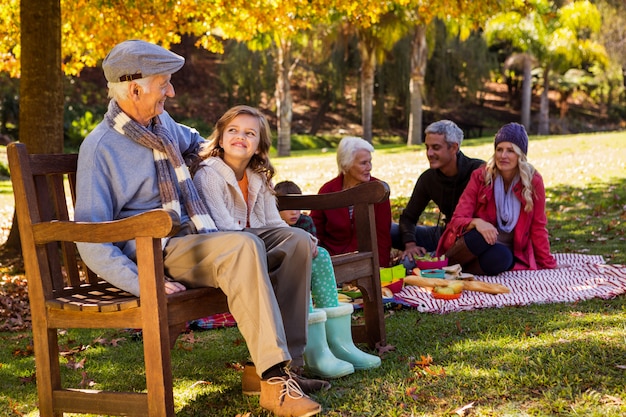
[192,105,379,379]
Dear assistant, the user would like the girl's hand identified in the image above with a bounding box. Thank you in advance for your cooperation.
[311,241,319,258]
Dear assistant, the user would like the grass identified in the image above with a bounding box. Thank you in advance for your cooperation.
[0,131,625,416]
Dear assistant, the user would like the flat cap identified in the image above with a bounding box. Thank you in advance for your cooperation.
[102,40,185,83]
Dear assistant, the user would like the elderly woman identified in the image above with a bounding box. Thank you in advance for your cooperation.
[311,136,392,268]
[436,123,557,275]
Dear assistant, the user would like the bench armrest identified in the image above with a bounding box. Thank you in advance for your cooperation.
[32,209,180,245]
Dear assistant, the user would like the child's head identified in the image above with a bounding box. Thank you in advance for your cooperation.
[200,105,275,180]
[274,181,302,226]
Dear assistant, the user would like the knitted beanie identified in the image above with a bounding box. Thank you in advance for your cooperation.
[494,122,528,155]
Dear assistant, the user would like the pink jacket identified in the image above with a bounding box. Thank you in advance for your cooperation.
[311,174,392,268]
[437,166,557,270]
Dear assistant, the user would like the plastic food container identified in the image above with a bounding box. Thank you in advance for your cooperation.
[382,278,404,294]
[431,290,462,300]
[414,258,449,270]
[420,269,445,279]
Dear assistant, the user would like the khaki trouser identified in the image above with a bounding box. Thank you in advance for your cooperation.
[162,227,311,375]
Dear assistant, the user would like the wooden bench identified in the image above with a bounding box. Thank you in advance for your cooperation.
[8,142,389,417]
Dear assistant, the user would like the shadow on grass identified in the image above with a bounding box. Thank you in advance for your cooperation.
[546,178,626,264]
[384,297,626,416]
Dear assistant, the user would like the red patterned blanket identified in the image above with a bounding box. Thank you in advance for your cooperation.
[393,254,626,313]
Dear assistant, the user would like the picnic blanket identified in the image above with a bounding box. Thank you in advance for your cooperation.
[189,254,626,329]
[393,253,626,313]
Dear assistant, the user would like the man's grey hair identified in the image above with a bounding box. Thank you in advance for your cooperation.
[107,76,153,101]
[424,120,464,147]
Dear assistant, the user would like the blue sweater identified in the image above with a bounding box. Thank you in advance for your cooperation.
[75,107,206,296]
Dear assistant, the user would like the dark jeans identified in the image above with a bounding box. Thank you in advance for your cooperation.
[464,229,514,275]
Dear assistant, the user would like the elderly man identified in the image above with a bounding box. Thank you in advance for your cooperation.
[74,40,324,417]
[393,120,484,267]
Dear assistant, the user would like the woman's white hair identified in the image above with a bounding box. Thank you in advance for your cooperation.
[485,143,536,212]
[107,76,153,101]
[336,136,374,174]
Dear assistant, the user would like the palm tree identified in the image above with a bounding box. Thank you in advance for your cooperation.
[485,0,607,135]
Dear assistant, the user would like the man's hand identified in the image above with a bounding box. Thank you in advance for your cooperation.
[402,242,427,261]
[164,278,186,294]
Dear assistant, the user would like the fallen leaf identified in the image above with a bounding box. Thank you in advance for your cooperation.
[79,371,95,389]
[455,319,463,333]
[376,342,396,357]
[405,386,420,400]
[409,354,446,378]
[453,401,475,416]
[601,394,623,405]
[180,332,197,344]
[93,337,109,345]
[59,344,88,357]
[190,380,212,388]
[109,338,125,347]
[410,354,433,367]
[226,362,245,371]
[65,357,86,370]
[9,399,25,416]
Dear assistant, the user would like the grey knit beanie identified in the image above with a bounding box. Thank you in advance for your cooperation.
[494,122,528,155]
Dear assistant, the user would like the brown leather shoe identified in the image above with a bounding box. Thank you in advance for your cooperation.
[260,374,322,417]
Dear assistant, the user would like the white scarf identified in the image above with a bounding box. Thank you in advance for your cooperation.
[494,174,521,233]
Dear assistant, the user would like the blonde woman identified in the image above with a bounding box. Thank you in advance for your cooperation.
[436,123,557,275]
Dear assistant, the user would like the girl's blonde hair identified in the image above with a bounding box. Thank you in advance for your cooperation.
[484,143,536,212]
[197,105,275,184]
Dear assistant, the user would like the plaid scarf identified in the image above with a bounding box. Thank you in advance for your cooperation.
[105,100,216,234]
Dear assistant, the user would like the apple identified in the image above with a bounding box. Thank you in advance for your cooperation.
[447,281,464,294]
[433,286,456,295]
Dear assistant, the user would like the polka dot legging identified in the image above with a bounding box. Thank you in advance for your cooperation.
[309,246,340,312]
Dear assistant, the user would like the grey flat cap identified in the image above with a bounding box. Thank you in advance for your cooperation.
[102,40,185,83]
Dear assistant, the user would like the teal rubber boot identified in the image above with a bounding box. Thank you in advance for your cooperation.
[303,309,355,379]
[323,303,382,371]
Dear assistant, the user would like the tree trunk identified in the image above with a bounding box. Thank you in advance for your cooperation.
[6,0,63,252]
[358,41,376,144]
[275,37,293,157]
[20,0,64,154]
[407,24,427,146]
[521,54,532,132]
[538,66,550,135]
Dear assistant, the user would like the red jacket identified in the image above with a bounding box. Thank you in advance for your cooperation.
[311,174,392,267]
[437,166,556,270]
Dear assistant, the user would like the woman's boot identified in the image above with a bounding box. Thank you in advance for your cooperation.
[445,235,477,268]
[303,309,355,379]
[323,303,381,371]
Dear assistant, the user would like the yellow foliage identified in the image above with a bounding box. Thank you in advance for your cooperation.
[0,0,519,78]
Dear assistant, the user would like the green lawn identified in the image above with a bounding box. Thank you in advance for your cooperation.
[0,131,624,416]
